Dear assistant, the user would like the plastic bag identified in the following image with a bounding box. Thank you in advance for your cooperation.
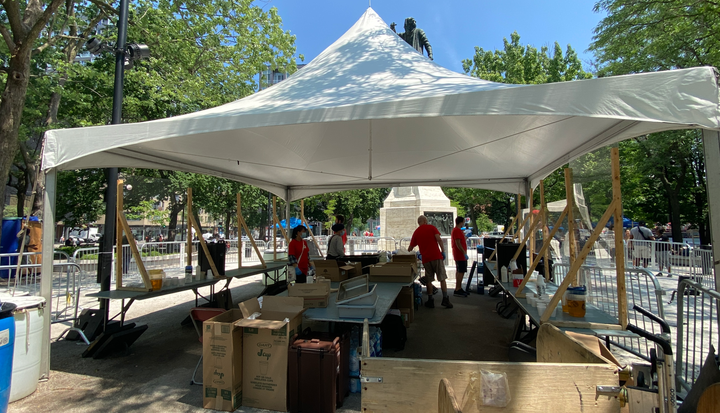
[477,370,511,408]
[460,371,480,411]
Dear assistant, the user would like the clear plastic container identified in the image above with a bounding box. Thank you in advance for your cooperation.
[567,286,587,318]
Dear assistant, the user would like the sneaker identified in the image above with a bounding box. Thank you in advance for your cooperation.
[425,297,435,308]
[432,284,439,295]
[454,288,469,297]
[441,297,453,308]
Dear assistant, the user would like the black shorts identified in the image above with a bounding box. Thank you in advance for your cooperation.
[456,260,468,273]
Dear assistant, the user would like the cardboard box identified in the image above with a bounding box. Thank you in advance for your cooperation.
[399,307,412,327]
[392,254,419,274]
[369,263,414,283]
[203,309,245,411]
[396,286,414,309]
[236,296,305,411]
[313,260,349,282]
[287,282,330,308]
[340,261,363,278]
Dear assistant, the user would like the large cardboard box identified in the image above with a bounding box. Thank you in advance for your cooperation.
[203,309,245,411]
[313,260,349,282]
[236,296,305,411]
[392,254,418,274]
[287,282,330,308]
[396,286,414,309]
[369,263,414,283]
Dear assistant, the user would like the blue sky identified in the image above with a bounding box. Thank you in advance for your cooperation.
[260,0,605,74]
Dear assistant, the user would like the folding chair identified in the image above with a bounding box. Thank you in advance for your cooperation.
[190,307,226,385]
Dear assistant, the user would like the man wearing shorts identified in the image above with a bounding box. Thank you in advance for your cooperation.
[409,215,453,308]
[451,216,469,297]
[630,221,655,267]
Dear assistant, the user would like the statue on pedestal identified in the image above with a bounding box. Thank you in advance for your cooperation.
[391,17,433,60]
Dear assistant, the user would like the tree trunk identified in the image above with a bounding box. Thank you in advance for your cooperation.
[468,206,477,235]
[0,47,33,233]
[167,201,184,240]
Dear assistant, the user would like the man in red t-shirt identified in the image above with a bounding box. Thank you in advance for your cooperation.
[409,215,452,309]
[451,216,470,297]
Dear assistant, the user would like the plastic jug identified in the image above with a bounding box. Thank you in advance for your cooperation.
[566,286,587,318]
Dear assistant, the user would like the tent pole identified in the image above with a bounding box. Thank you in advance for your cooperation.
[702,129,720,293]
[611,147,628,329]
[40,168,56,380]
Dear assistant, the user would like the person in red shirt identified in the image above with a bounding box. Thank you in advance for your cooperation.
[335,214,347,245]
[288,225,312,283]
[409,215,452,309]
[451,217,470,297]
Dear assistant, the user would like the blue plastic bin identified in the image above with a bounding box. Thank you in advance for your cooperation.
[1,218,23,279]
[0,302,17,413]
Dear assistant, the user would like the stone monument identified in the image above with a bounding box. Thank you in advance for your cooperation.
[379,186,457,249]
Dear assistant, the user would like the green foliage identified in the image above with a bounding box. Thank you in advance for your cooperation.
[56,169,106,228]
[126,200,169,227]
[590,0,720,75]
[462,32,591,84]
[304,189,391,234]
[591,0,713,243]
[474,213,495,233]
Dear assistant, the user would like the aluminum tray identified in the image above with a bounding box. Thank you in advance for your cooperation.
[337,284,377,306]
[337,295,378,319]
[336,275,369,302]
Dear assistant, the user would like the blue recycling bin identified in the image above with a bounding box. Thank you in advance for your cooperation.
[0,302,16,413]
[1,218,23,279]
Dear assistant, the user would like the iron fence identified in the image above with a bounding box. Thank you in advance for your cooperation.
[675,279,720,395]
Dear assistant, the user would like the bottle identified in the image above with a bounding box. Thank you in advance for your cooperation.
[500,265,508,283]
[185,266,193,284]
[536,274,546,298]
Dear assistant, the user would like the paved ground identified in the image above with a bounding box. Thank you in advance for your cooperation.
[7,270,515,413]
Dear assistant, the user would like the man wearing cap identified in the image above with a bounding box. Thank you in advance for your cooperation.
[327,223,346,259]
[409,215,452,308]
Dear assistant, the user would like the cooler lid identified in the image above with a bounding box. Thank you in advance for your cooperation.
[0,302,17,319]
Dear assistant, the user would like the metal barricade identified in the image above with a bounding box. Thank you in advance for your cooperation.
[139,241,185,270]
[553,264,666,360]
[346,236,396,255]
[675,279,720,394]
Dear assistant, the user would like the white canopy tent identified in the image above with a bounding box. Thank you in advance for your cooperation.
[38,8,720,377]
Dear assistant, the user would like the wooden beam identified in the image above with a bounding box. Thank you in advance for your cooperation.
[536,324,618,365]
[188,212,221,278]
[273,196,277,261]
[237,193,242,269]
[540,180,550,281]
[187,188,193,267]
[515,192,521,236]
[361,358,619,413]
[438,379,461,413]
[565,168,576,271]
[515,205,568,297]
[487,210,523,261]
[237,194,266,268]
[274,214,290,245]
[512,206,545,262]
[300,199,322,254]
[117,212,151,291]
[116,180,124,290]
[549,320,625,330]
[610,147,628,329]
[362,318,370,358]
[540,199,619,323]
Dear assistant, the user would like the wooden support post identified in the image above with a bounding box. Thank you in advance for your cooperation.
[487,211,524,262]
[515,205,568,297]
[611,147,628,328]
[187,188,193,267]
[528,187,535,259]
[237,193,242,269]
[237,194,266,268]
[273,196,277,261]
[512,207,545,262]
[116,180,124,290]
[565,168,577,282]
[540,199,618,323]
[515,193,521,237]
[274,214,290,245]
[540,181,550,281]
[300,200,322,254]
[188,211,221,278]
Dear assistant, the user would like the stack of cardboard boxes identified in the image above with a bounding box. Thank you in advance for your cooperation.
[367,254,418,284]
[202,296,306,412]
[394,286,414,328]
[313,260,363,282]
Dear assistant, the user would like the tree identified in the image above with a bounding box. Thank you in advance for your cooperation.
[590,0,715,243]
[56,169,106,229]
[452,33,590,228]
[462,32,591,84]
[1,0,68,227]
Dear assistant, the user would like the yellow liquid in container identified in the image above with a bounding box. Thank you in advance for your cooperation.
[150,279,163,291]
[567,298,586,318]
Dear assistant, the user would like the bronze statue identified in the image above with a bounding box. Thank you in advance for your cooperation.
[391,17,433,60]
